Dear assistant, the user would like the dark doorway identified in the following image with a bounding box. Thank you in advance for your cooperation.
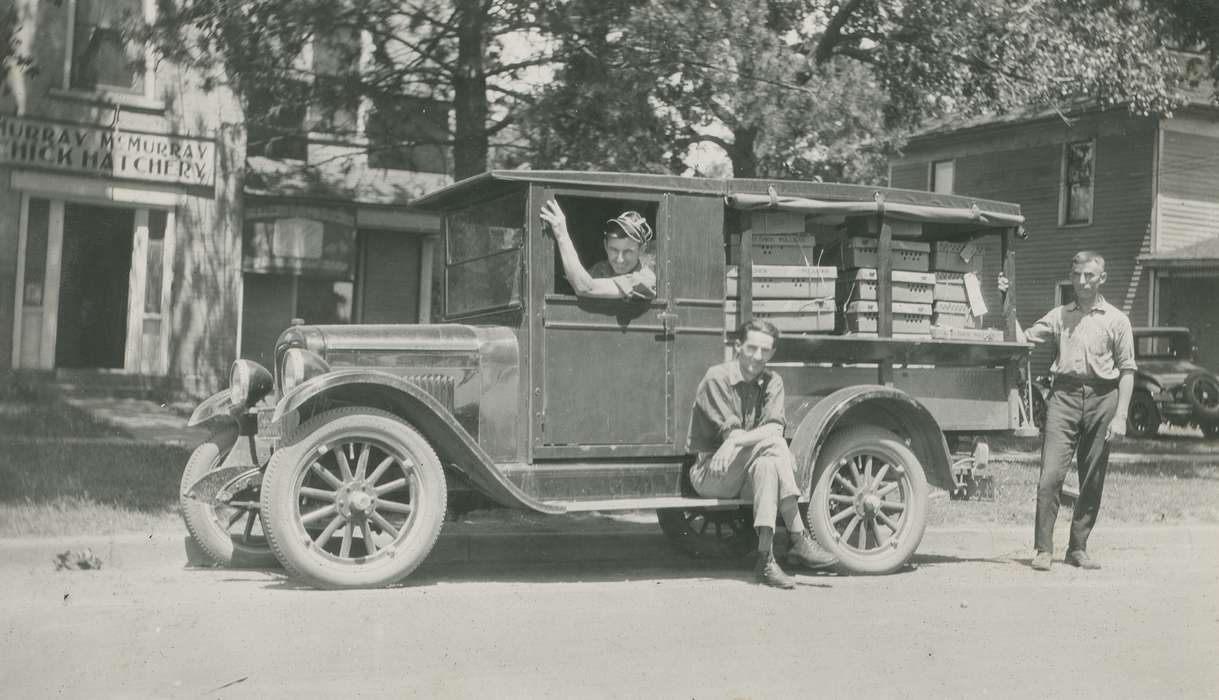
[56,204,134,368]
[1159,273,1219,371]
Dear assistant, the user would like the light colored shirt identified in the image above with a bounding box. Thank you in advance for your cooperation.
[687,360,786,452]
[588,260,657,301]
[1024,296,1136,380]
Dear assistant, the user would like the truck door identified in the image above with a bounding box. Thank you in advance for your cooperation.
[531,189,676,457]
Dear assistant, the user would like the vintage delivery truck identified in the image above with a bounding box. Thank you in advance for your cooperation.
[180,171,1033,589]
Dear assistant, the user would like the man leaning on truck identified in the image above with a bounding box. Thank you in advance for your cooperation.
[1008,251,1136,572]
[687,320,839,589]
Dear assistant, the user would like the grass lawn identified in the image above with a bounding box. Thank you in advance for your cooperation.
[928,459,1219,527]
[0,438,188,536]
[0,374,184,536]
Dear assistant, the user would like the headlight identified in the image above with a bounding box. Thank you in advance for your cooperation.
[230,360,273,408]
[281,348,330,396]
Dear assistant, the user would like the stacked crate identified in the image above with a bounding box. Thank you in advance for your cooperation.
[829,219,934,337]
[930,241,972,332]
[927,240,1007,341]
[724,212,838,334]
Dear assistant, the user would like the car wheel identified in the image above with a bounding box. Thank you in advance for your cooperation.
[1031,390,1047,430]
[657,507,757,559]
[807,426,928,575]
[1126,391,1160,438]
[261,408,446,589]
[179,428,278,568]
[1184,372,1219,421]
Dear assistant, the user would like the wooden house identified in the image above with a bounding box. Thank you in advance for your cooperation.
[890,100,1219,370]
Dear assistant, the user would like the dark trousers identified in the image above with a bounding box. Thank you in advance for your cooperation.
[1035,378,1119,554]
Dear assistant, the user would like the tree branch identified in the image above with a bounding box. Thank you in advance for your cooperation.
[815,0,868,65]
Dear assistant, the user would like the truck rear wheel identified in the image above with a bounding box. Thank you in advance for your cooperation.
[261,408,446,589]
[179,428,277,568]
[807,426,927,575]
[656,507,757,558]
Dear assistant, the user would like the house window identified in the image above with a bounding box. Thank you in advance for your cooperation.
[930,159,955,194]
[1061,140,1094,225]
[366,97,451,174]
[68,0,148,94]
[245,80,310,161]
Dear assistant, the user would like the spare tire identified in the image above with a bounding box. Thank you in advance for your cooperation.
[1184,371,1219,420]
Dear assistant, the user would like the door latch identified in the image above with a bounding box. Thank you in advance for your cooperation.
[658,311,678,336]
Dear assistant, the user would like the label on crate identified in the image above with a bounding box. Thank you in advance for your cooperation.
[847,268,936,284]
[726,265,837,280]
[845,300,932,316]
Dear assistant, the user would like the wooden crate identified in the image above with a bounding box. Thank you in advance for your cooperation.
[726,265,837,299]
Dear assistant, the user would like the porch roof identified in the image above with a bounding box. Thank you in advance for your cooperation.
[1138,235,1219,268]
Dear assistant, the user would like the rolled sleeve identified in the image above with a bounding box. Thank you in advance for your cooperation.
[1024,308,1058,345]
[613,265,657,302]
[1112,316,1137,372]
[694,374,742,442]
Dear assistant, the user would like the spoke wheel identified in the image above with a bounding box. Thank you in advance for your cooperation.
[656,507,757,559]
[261,408,446,589]
[1126,391,1160,438]
[808,426,927,575]
[179,428,277,568]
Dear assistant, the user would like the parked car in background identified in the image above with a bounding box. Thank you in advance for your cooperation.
[1030,327,1219,438]
[1127,327,1219,438]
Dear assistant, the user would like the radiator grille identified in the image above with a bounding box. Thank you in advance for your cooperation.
[403,374,456,413]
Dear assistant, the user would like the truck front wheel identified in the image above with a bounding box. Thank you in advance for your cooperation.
[807,426,928,575]
[261,408,446,589]
[179,428,278,568]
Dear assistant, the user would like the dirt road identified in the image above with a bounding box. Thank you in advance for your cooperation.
[2,526,1217,699]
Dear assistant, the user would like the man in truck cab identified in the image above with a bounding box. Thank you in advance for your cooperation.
[687,320,840,588]
[540,199,657,301]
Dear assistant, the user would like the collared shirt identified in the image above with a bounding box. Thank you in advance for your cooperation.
[588,259,657,301]
[1024,296,1136,381]
[687,360,786,452]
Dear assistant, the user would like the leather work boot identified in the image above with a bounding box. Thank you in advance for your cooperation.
[1065,550,1101,570]
[786,531,840,571]
[755,551,796,589]
[1030,551,1053,571]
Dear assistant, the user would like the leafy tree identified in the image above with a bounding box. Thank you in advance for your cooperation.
[523,0,1186,182]
[144,0,552,178]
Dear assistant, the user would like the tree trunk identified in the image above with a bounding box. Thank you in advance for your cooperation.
[729,127,759,179]
[453,0,488,179]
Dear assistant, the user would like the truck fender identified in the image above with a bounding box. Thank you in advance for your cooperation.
[182,431,261,503]
[788,385,954,495]
[187,388,239,428]
[271,369,563,515]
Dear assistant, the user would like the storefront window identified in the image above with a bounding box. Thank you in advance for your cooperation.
[143,210,166,314]
[297,279,353,325]
[23,198,50,306]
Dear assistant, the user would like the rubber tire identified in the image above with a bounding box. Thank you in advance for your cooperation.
[179,428,278,568]
[1184,372,1219,421]
[656,507,757,559]
[1031,390,1047,431]
[806,426,928,575]
[1126,391,1160,438]
[261,407,446,589]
